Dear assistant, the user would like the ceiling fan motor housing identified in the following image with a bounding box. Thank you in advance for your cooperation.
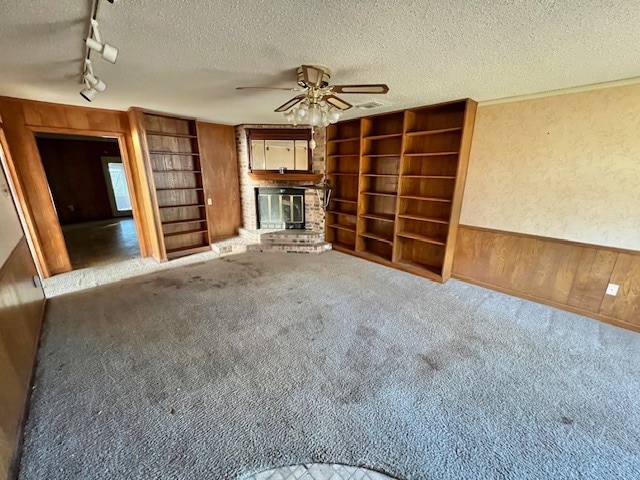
[296,65,331,88]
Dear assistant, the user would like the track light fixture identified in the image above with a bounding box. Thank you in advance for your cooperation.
[79,0,119,101]
[86,19,118,64]
[80,78,99,102]
[80,59,106,102]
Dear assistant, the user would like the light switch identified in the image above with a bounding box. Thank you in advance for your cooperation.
[207,198,213,205]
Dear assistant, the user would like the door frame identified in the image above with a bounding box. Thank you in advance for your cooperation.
[26,126,147,274]
[0,126,47,278]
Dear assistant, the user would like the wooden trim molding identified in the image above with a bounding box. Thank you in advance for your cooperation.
[0,97,156,276]
[248,171,323,182]
[246,127,313,173]
[453,224,640,333]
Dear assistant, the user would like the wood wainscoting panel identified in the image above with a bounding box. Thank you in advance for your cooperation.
[567,249,618,312]
[453,225,640,332]
[196,122,242,240]
[600,253,640,327]
[0,238,45,479]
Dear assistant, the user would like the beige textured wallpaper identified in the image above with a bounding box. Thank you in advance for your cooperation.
[0,160,23,265]
[460,83,640,251]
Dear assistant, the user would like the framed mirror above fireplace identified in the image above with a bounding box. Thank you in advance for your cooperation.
[248,128,312,173]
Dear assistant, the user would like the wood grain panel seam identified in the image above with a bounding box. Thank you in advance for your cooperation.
[598,252,620,314]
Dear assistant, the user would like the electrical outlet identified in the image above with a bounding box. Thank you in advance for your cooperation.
[605,283,619,296]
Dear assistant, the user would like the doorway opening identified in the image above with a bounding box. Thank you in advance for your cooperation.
[35,133,141,270]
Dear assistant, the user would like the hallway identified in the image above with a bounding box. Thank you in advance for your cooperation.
[62,218,140,269]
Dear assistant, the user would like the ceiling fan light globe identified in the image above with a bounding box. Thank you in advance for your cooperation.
[284,111,295,123]
[307,107,322,126]
[328,109,341,123]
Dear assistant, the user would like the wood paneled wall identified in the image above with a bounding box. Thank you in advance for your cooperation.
[36,137,121,224]
[197,122,242,240]
[0,97,155,276]
[0,238,45,479]
[453,225,640,332]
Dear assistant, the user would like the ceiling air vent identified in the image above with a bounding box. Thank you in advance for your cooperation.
[355,101,386,109]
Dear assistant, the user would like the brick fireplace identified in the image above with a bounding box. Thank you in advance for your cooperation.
[235,125,326,234]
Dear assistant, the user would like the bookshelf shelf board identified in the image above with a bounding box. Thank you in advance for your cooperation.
[398,214,449,224]
[158,203,206,209]
[402,175,456,179]
[361,213,395,223]
[329,223,356,233]
[327,136,360,143]
[397,231,446,246]
[164,228,209,238]
[405,127,462,137]
[327,210,357,217]
[359,231,394,244]
[364,133,403,140]
[403,152,458,157]
[362,191,397,198]
[161,218,207,226]
[399,195,452,203]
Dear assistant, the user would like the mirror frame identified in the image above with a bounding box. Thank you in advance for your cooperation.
[247,128,312,172]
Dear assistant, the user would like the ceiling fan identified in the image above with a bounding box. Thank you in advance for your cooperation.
[236,65,389,127]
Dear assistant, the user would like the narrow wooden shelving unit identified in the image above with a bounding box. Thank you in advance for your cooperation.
[324,99,477,282]
[355,111,404,263]
[325,119,362,253]
[131,110,212,260]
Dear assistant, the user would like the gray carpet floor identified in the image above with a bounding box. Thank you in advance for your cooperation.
[19,251,640,479]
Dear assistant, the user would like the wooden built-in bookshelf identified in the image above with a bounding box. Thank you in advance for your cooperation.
[325,99,477,282]
[130,110,212,260]
[325,119,361,252]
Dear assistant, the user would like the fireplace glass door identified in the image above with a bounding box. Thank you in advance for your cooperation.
[256,187,305,229]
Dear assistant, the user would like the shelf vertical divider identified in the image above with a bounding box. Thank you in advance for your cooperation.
[392,110,410,263]
[440,99,478,280]
[355,118,367,252]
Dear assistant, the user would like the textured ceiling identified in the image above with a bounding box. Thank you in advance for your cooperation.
[1,0,639,125]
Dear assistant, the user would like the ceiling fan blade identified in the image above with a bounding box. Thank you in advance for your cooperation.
[301,65,326,88]
[236,86,301,91]
[275,95,306,112]
[331,84,390,94]
[324,95,353,111]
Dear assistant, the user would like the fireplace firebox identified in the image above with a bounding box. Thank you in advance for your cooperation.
[256,187,305,229]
